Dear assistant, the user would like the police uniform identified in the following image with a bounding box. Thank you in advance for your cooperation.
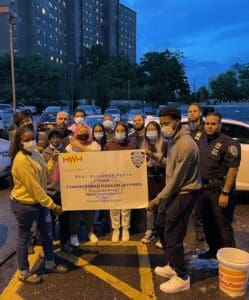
[188,120,205,240]
[199,132,241,255]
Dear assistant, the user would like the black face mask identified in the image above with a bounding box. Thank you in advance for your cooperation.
[77,133,89,141]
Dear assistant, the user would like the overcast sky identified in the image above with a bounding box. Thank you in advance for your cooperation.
[122,0,249,90]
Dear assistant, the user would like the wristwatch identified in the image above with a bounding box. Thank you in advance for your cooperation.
[221,191,229,196]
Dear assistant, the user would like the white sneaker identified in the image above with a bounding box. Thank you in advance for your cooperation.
[141,230,156,244]
[122,229,129,242]
[155,265,176,278]
[89,232,98,244]
[112,229,120,243]
[160,275,190,294]
[155,240,163,249]
[70,234,79,246]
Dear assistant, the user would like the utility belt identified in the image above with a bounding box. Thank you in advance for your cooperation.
[202,178,225,192]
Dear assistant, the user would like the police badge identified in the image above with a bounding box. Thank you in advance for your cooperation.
[131,151,145,168]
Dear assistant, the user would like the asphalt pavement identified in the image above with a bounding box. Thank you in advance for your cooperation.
[0,183,249,300]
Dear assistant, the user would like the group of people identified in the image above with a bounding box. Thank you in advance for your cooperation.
[9,103,241,294]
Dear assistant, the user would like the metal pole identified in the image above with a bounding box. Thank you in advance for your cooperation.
[128,80,131,100]
[9,20,16,113]
[70,64,74,114]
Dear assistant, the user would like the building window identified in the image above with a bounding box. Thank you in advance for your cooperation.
[42,8,46,15]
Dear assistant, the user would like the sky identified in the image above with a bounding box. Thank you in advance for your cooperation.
[121,0,249,90]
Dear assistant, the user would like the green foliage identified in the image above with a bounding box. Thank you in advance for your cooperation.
[210,71,239,100]
[0,54,66,101]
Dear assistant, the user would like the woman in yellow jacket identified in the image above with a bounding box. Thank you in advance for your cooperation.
[11,127,68,284]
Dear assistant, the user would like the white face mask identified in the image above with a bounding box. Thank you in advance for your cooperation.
[22,140,36,152]
[146,130,158,141]
[115,133,126,142]
[103,120,113,129]
[161,125,176,138]
[74,117,85,125]
[94,132,104,141]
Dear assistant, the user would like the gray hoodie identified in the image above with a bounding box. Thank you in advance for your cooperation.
[154,127,201,205]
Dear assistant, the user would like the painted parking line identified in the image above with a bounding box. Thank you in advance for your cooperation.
[56,240,156,299]
[0,246,42,300]
[1,241,156,300]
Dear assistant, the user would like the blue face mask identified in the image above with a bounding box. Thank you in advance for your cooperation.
[146,130,158,141]
[94,132,104,141]
[115,133,126,142]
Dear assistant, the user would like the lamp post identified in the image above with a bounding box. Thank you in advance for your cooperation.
[0,2,20,113]
[128,80,131,101]
[69,62,74,115]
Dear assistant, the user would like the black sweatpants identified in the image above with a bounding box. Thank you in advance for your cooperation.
[199,189,236,254]
[156,192,197,278]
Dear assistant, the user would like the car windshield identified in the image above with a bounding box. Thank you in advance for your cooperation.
[39,113,57,122]
[44,106,61,112]
[85,116,104,127]
[105,109,120,114]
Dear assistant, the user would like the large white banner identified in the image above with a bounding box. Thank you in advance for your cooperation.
[59,150,148,210]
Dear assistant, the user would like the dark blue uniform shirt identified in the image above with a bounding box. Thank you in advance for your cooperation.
[199,132,241,182]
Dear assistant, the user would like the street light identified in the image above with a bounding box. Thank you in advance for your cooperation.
[68,62,74,115]
[128,80,131,101]
[0,1,20,113]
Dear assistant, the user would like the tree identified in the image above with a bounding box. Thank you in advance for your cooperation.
[138,50,190,104]
[196,86,209,102]
[210,71,239,101]
[239,67,249,100]
[0,54,66,101]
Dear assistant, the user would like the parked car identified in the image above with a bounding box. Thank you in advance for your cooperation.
[43,106,63,113]
[0,104,12,113]
[0,138,11,178]
[127,106,144,121]
[85,115,104,128]
[104,108,121,122]
[37,112,57,131]
[95,106,102,114]
[143,115,249,191]
[76,105,95,116]
[10,103,37,114]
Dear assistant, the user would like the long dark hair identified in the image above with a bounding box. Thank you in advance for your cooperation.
[92,123,107,150]
[11,127,33,162]
[145,121,161,141]
[114,122,129,141]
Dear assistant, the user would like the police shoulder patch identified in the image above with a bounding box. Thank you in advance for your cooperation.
[228,145,238,157]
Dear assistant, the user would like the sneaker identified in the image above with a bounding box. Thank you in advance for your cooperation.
[160,275,190,294]
[70,234,79,246]
[198,250,216,259]
[112,229,120,243]
[155,240,163,249]
[89,232,98,244]
[155,265,176,278]
[45,264,69,274]
[122,229,130,242]
[141,230,156,244]
[18,272,43,285]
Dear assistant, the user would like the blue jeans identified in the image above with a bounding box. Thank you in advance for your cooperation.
[11,199,54,271]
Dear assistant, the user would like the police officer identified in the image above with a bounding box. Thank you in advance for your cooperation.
[188,103,205,241]
[198,112,241,259]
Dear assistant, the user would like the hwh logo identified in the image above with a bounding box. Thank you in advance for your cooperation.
[63,155,83,165]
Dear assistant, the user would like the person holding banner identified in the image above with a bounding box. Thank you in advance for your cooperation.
[148,107,201,294]
[10,127,68,285]
[141,121,166,244]
[104,122,135,242]
[66,125,99,246]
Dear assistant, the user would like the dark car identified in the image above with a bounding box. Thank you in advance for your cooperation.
[37,112,57,131]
